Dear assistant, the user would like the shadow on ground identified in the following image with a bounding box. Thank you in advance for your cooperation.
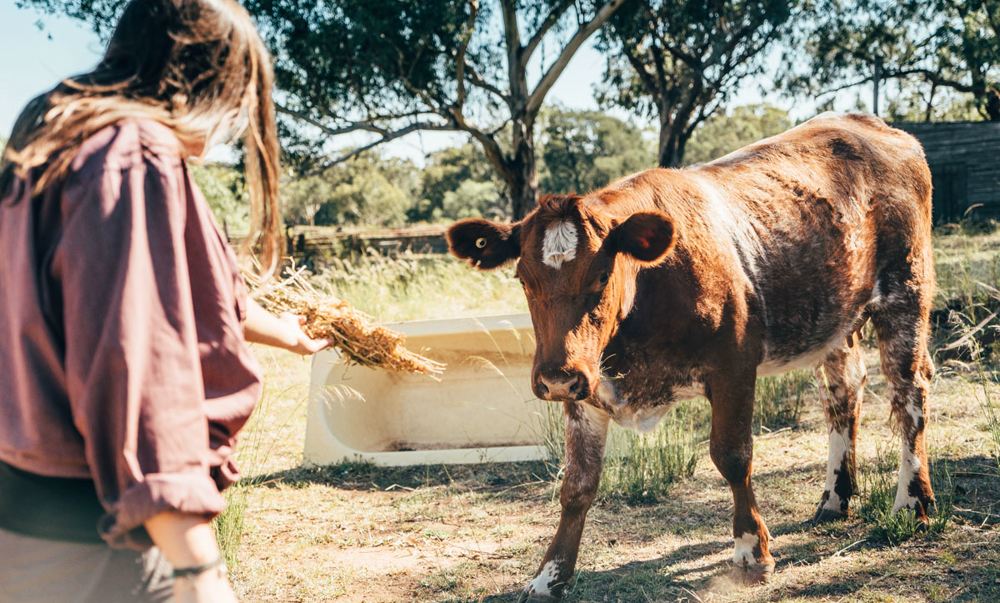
[253,459,558,498]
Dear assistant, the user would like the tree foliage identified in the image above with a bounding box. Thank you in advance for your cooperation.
[283,154,418,227]
[249,0,627,219]
[597,0,796,167]
[785,0,1000,121]
[20,0,627,219]
[539,108,653,193]
[440,180,507,220]
[410,144,503,222]
[189,163,249,235]
[683,103,791,165]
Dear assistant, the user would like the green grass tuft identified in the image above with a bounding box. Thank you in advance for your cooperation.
[754,369,814,433]
[215,480,253,570]
[599,400,708,504]
[858,445,954,546]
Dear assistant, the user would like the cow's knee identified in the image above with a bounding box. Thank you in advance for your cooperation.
[710,440,752,485]
[559,476,599,514]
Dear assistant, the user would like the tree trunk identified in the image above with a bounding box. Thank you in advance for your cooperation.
[986,87,1000,122]
[508,119,538,220]
[657,122,686,168]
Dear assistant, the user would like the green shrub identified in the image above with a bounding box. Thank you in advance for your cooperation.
[598,406,703,504]
[537,399,708,505]
[858,446,954,545]
[755,370,813,433]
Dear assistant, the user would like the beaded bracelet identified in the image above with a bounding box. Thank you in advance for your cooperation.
[171,556,226,579]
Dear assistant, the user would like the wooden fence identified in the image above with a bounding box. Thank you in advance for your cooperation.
[281,225,450,262]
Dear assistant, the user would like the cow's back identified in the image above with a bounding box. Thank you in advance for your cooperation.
[686,114,932,369]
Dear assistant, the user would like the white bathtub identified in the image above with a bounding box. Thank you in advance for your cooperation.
[303,313,556,466]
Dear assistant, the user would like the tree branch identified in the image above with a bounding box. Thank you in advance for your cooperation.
[464,66,510,102]
[525,0,627,118]
[454,0,479,109]
[277,104,437,137]
[314,121,459,172]
[500,0,522,74]
[521,0,576,67]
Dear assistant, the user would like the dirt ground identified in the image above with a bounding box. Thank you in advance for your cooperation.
[229,344,1000,603]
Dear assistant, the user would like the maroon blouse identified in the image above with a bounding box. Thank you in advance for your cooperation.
[0,119,262,548]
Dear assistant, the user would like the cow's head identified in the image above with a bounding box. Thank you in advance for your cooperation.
[447,194,675,402]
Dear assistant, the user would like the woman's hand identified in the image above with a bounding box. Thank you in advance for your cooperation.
[278,313,329,355]
[244,299,330,355]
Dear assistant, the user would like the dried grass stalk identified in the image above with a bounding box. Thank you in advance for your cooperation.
[245,266,444,378]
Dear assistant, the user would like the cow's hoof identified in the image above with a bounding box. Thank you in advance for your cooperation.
[730,559,774,585]
[517,588,559,602]
[811,506,848,524]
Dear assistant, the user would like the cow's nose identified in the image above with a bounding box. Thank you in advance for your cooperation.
[536,371,589,401]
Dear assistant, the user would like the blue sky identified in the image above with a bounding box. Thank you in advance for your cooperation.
[1,3,811,163]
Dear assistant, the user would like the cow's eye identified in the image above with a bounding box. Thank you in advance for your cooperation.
[598,272,610,286]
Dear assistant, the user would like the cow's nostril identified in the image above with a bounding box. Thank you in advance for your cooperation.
[568,378,580,394]
[537,381,549,397]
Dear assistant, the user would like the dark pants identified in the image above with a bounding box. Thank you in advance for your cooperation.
[0,528,173,603]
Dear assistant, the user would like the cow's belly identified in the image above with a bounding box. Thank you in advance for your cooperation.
[756,329,848,376]
[756,290,870,376]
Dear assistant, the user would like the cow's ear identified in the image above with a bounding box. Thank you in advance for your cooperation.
[608,211,675,265]
[447,219,521,270]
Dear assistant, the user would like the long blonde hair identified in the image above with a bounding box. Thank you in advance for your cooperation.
[0,0,281,273]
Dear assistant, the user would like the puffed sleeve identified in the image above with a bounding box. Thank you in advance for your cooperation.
[53,128,225,549]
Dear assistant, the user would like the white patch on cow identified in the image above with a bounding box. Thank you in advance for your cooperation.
[611,405,670,433]
[868,278,883,307]
[706,148,752,167]
[527,559,561,597]
[892,441,921,512]
[541,221,578,269]
[693,175,765,286]
[732,532,760,566]
[905,399,923,429]
[805,111,843,123]
[596,376,622,407]
[757,329,848,376]
[822,428,851,511]
[672,382,705,400]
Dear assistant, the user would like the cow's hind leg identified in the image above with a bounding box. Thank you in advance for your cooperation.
[520,402,609,601]
[870,279,936,519]
[813,343,866,522]
[707,371,774,580]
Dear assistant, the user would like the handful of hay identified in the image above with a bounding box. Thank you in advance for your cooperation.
[245,267,445,378]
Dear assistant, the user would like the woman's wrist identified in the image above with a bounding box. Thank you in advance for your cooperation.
[145,512,221,569]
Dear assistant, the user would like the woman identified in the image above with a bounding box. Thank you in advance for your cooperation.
[0,1,324,601]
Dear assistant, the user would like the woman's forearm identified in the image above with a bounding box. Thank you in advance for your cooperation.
[243,298,329,355]
[244,298,296,349]
[146,512,238,602]
[145,512,220,568]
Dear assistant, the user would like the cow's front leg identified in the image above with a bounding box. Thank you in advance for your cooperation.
[707,371,774,580]
[521,401,609,601]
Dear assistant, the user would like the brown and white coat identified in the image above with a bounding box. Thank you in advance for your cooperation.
[448,113,937,600]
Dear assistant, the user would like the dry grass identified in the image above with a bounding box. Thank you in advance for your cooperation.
[223,230,1000,602]
[227,350,1000,602]
[247,265,445,377]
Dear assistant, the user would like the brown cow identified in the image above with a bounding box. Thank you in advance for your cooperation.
[447,113,936,600]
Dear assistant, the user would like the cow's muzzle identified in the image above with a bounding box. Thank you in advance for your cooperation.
[534,368,591,401]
